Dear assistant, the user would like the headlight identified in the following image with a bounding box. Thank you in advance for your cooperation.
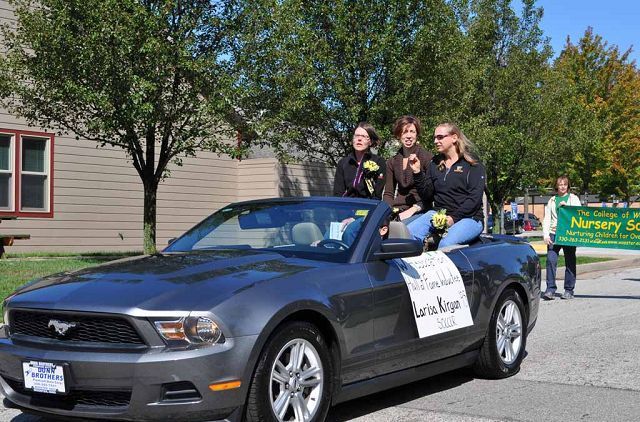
[1,294,16,334]
[185,317,221,343]
[154,316,224,345]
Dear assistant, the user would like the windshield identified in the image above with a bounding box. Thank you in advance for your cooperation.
[164,199,378,262]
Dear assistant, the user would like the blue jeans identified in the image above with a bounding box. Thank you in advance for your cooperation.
[406,210,483,249]
[545,233,577,293]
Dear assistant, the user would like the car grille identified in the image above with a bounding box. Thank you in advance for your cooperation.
[3,377,131,408]
[9,310,145,345]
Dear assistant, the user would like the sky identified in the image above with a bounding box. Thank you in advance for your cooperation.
[535,0,639,64]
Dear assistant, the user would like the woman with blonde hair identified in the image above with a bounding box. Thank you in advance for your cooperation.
[406,122,486,248]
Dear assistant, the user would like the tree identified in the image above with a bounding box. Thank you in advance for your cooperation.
[0,0,239,253]
[552,28,640,201]
[452,0,554,228]
[229,0,465,164]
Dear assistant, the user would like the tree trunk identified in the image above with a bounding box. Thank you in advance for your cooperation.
[143,182,158,254]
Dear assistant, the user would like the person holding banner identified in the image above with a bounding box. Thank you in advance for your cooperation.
[542,175,581,300]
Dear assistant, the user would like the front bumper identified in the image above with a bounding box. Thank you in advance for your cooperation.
[0,334,258,421]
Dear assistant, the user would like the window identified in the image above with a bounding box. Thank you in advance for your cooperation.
[0,134,13,211]
[0,129,54,218]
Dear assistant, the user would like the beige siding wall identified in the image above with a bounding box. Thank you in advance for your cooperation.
[278,162,334,197]
[236,159,279,201]
[156,153,238,246]
[236,159,334,201]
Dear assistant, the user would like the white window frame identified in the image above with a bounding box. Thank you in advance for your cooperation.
[19,135,51,212]
[0,132,15,212]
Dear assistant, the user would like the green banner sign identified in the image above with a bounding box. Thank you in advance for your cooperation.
[555,206,640,250]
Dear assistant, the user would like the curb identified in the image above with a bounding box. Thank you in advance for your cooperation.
[541,256,640,281]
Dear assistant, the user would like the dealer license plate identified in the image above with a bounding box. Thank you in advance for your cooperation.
[22,361,66,394]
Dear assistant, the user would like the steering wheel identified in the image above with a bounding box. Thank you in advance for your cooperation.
[317,239,349,250]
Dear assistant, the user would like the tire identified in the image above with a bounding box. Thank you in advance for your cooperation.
[245,321,333,422]
[473,288,527,379]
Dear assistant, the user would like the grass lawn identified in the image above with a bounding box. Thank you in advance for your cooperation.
[0,258,107,304]
[538,256,613,268]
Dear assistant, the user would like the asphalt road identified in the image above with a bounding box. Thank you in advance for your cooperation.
[2,266,639,422]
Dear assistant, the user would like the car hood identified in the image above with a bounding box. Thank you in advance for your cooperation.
[7,249,325,315]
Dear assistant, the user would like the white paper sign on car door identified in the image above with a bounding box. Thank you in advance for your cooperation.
[394,251,473,338]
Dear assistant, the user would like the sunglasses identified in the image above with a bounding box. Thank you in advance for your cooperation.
[433,134,451,141]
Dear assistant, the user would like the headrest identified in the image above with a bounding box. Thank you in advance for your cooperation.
[388,221,411,239]
[291,222,323,245]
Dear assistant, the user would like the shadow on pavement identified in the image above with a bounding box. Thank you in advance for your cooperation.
[574,294,640,300]
[327,368,474,421]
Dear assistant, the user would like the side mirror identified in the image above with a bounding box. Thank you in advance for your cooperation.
[167,237,177,245]
[372,239,423,260]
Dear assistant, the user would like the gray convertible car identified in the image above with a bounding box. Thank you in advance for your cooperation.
[0,197,540,422]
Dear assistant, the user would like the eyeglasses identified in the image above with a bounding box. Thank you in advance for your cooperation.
[433,134,451,141]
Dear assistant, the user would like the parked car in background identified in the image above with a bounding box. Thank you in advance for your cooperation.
[0,197,541,422]
[518,213,541,231]
[487,214,524,235]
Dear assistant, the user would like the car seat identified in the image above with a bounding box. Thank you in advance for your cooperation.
[291,222,323,245]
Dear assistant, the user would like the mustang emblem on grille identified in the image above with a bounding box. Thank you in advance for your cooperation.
[48,319,78,337]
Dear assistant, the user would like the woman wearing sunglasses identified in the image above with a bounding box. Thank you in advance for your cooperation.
[405,122,486,248]
[383,115,433,222]
[333,122,386,199]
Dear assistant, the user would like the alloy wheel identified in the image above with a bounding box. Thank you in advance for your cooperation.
[495,299,523,365]
[269,338,324,421]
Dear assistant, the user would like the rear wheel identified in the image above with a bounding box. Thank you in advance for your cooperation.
[473,288,527,379]
[245,322,333,422]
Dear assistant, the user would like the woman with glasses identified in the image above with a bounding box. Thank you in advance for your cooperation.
[405,122,486,249]
[328,123,386,246]
[383,115,433,223]
[333,122,386,199]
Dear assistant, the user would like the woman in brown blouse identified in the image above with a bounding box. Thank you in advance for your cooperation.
[383,115,433,221]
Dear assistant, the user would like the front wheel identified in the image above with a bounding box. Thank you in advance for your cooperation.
[245,322,333,422]
[473,288,527,379]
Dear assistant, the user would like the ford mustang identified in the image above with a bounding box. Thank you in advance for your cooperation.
[0,197,540,422]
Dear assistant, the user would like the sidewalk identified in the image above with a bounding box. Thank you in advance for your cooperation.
[542,256,640,280]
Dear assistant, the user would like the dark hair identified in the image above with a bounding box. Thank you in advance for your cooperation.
[556,175,571,191]
[355,122,380,147]
[393,115,422,139]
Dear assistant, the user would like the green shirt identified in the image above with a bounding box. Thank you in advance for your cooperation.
[555,194,569,211]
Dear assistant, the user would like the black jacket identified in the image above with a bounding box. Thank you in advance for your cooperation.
[414,155,485,223]
[333,151,386,199]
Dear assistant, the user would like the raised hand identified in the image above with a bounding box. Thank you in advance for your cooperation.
[408,154,421,173]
